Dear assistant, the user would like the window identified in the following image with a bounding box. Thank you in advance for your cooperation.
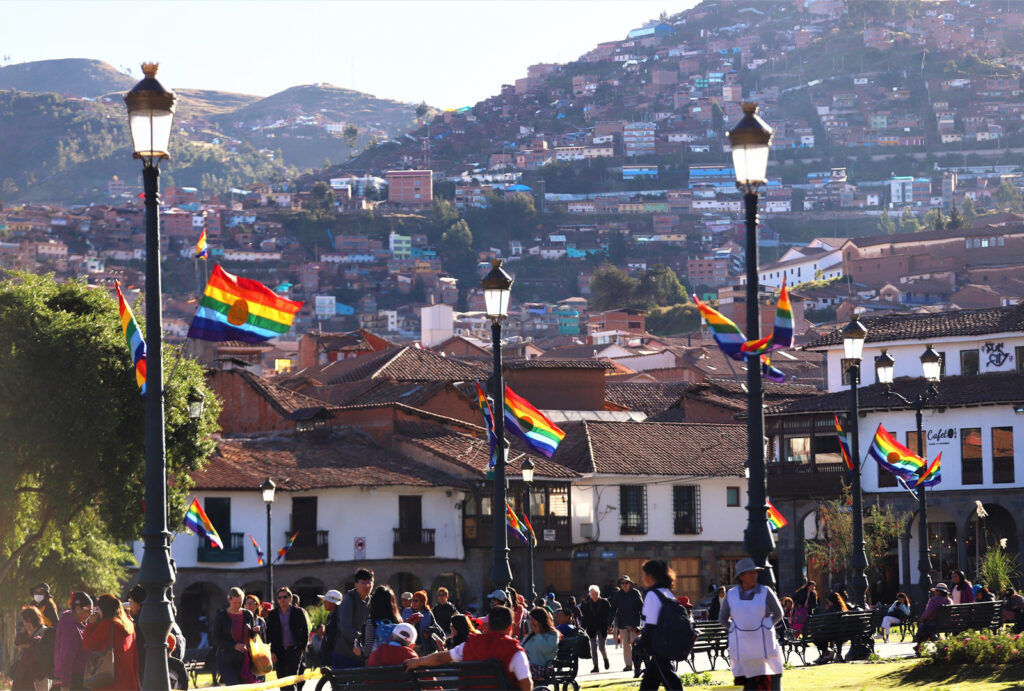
[906,430,927,460]
[719,557,745,585]
[619,485,647,535]
[936,351,946,378]
[992,427,1014,484]
[726,486,741,507]
[960,349,979,377]
[812,434,843,464]
[204,498,231,539]
[786,437,811,463]
[961,427,983,485]
[673,486,701,534]
[841,358,857,386]
[1016,346,1024,374]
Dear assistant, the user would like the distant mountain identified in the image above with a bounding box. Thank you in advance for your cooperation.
[0,58,135,98]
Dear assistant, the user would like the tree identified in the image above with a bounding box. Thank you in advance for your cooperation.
[343,124,359,149]
[924,208,946,231]
[947,200,964,229]
[0,273,218,616]
[877,209,896,235]
[899,207,922,233]
[646,304,700,335]
[441,218,473,255]
[416,102,429,119]
[306,181,335,218]
[589,264,638,311]
[633,265,687,308]
[960,197,978,227]
[994,180,1023,212]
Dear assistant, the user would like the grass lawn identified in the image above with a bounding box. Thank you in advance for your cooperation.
[580,659,1024,690]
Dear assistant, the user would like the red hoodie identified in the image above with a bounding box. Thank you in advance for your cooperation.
[367,642,418,667]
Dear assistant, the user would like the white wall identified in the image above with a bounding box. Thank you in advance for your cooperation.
[134,486,466,570]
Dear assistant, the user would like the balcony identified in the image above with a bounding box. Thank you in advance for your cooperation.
[393,528,436,557]
[284,530,329,561]
[198,532,244,563]
[463,515,570,549]
[766,462,847,500]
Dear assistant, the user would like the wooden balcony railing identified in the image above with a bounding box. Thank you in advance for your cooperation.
[393,528,436,557]
[284,530,329,561]
[198,532,244,563]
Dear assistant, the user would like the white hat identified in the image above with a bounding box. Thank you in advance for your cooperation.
[318,589,343,606]
[392,622,418,645]
[487,589,508,602]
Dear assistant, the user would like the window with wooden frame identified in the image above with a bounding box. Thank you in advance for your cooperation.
[619,485,648,535]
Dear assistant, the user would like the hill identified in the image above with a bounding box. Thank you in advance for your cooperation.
[0,58,134,98]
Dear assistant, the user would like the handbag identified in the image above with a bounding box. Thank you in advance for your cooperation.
[84,624,116,689]
[249,635,274,677]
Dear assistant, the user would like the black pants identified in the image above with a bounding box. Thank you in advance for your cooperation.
[276,647,305,690]
[639,654,683,690]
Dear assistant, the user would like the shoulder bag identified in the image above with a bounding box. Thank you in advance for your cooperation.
[84,624,116,689]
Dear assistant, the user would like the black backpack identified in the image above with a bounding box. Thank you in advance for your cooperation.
[650,589,696,661]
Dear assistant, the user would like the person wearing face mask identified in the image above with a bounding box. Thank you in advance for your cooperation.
[29,583,59,628]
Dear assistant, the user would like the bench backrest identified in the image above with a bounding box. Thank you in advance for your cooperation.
[935,601,1002,632]
[838,611,875,639]
[409,660,511,690]
[324,664,415,688]
[802,612,843,641]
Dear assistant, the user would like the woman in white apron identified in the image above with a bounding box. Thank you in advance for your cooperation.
[718,558,785,691]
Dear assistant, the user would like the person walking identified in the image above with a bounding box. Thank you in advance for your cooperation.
[266,586,309,690]
[317,589,343,666]
[82,595,140,691]
[360,585,403,659]
[210,587,256,686]
[433,588,458,634]
[636,559,684,690]
[245,593,268,643]
[609,575,643,672]
[53,591,92,691]
[719,558,785,690]
[708,586,727,622]
[28,584,59,629]
[11,606,52,691]
[580,585,611,673]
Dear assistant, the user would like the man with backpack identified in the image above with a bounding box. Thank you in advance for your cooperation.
[637,560,694,690]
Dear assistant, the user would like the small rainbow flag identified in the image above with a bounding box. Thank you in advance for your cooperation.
[520,511,538,548]
[275,531,298,562]
[868,424,925,481]
[505,502,529,546]
[115,281,146,395]
[184,498,223,549]
[741,280,794,355]
[503,386,566,458]
[766,499,788,530]
[249,534,265,565]
[195,228,208,259]
[834,415,855,471]
[695,295,746,360]
[188,264,303,343]
[915,453,942,488]
[476,383,499,469]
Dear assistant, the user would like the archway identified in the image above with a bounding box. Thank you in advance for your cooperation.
[290,577,326,611]
[906,505,957,586]
[178,582,225,646]
[432,572,469,609]
[388,572,423,597]
[965,503,1018,581]
[242,580,266,602]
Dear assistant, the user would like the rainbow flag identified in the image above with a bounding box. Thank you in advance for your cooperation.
[249,534,265,565]
[915,453,942,488]
[195,228,208,259]
[505,502,529,546]
[184,498,223,549]
[188,264,303,343]
[868,424,926,481]
[476,383,499,469]
[115,281,147,395]
[503,386,565,458]
[520,511,538,548]
[741,280,794,355]
[767,499,788,530]
[695,296,746,360]
[275,531,298,562]
[834,415,855,471]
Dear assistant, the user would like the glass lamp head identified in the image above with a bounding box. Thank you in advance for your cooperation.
[260,477,276,504]
[842,318,867,361]
[875,349,895,385]
[124,62,176,163]
[727,103,773,189]
[921,345,942,383]
[521,458,535,484]
[481,258,513,320]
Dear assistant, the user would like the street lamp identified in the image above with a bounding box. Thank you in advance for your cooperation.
[187,389,206,420]
[727,103,775,585]
[842,318,869,606]
[260,478,276,602]
[878,346,941,602]
[482,259,514,592]
[521,458,537,604]
[125,62,176,691]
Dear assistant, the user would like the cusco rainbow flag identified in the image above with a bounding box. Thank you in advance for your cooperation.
[475,383,500,469]
[915,452,942,488]
[249,534,265,565]
[741,279,794,355]
[767,499,788,530]
[115,281,146,395]
[275,532,298,563]
[188,265,303,343]
[834,415,855,471]
[694,295,787,382]
[503,386,565,458]
[868,423,926,481]
[195,228,208,259]
[184,498,223,549]
[505,502,535,546]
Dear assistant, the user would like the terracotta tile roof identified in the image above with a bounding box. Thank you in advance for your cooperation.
[503,359,615,370]
[802,304,1024,349]
[304,380,449,407]
[235,369,329,416]
[549,421,746,477]
[604,382,693,416]
[538,343,601,359]
[765,372,1024,416]
[193,430,462,491]
[678,378,821,413]
[393,420,579,480]
[284,347,489,386]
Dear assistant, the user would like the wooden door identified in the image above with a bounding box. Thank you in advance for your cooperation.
[292,496,317,547]
[616,558,646,585]
[671,557,701,600]
[543,559,572,596]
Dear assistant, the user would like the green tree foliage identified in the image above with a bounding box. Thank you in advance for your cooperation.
[428,199,461,244]
[464,192,538,248]
[0,273,218,610]
[924,208,946,231]
[947,200,964,229]
[899,207,922,233]
[416,102,429,119]
[877,209,897,235]
[305,181,335,218]
[588,264,638,312]
[441,218,473,255]
[633,265,687,309]
[343,124,359,149]
[994,180,1023,213]
[646,304,700,335]
[960,197,978,227]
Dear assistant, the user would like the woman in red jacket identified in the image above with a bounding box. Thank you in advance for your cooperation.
[82,594,140,691]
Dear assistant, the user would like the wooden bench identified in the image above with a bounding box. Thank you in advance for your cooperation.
[181,648,216,688]
[318,660,524,690]
[545,636,583,691]
[776,620,807,666]
[873,604,916,642]
[686,622,729,673]
[797,610,875,663]
[931,601,1003,637]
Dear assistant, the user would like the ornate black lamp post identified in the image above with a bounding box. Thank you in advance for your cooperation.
[124,62,176,691]
[842,318,869,606]
[261,478,276,600]
[727,103,775,585]
[521,458,537,604]
[877,346,942,601]
[482,259,513,591]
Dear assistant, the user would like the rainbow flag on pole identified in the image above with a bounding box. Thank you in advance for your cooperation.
[505,502,532,546]
[188,264,303,343]
[115,281,147,395]
[868,424,926,481]
[740,280,794,355]
[694,294,789,382]
[249,534,265,565]
[766,499,788,530]
[915,453,942,487]
[834,415,855,471]
[195,228,208,259]
[275,532,298,562]
[476,383,500,469]
[503,386,566,458]
[184,498,223,549]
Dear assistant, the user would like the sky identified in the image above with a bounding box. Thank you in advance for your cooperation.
[0,0,697,109]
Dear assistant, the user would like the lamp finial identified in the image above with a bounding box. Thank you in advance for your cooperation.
[141,62,159,79]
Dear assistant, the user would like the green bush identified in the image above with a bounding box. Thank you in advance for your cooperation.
[676,670,723,686]
[926,629,1024,665]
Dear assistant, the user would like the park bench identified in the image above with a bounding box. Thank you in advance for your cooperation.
[182,648,216,688]
[932,600,1003,637]
[319,659,551,690]
[545,636,583,691]
[686,622,729,673]
[872,604,916,642]
[776,620,806,666]
[794,610,875,664]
